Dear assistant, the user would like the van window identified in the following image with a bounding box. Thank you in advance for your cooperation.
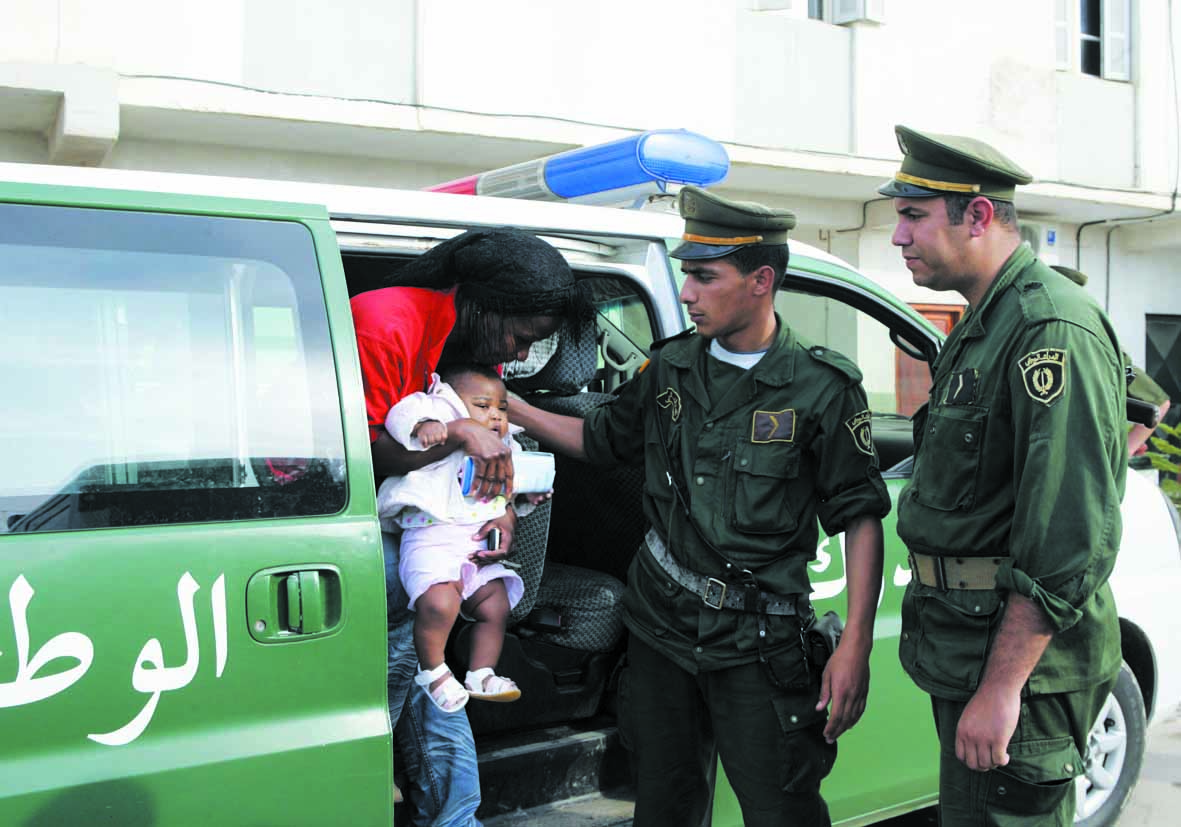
[585,276,654,393]
[774,287,925,470]
[0,203,346,534]
[775,288,925,417]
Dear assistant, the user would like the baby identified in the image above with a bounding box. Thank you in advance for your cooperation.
[377,364,551,713]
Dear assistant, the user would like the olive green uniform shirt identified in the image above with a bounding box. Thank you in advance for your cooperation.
[583,317,891,674]
[898,245,1127,700]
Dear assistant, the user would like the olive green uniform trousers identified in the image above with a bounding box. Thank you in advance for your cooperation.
[623,636,836,827]
[930,679,1113,826]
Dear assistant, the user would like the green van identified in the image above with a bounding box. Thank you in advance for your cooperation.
[1,162,1178,827]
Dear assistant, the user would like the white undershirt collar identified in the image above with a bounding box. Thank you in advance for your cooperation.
[708,339,767,370]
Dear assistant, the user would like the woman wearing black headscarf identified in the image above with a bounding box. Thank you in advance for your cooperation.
[350,227,592,826]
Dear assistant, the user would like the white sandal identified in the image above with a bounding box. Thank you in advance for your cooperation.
[464,667,522,703]
[415,663,469,713]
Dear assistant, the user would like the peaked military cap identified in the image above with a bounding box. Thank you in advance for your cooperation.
[878,125,1033,202]
[669,185,796,260]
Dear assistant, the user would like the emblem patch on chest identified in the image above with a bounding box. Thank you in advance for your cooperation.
[656,387,682,423]
[752,409,795,443]
[844,409,875,456]
[943,369,979,405]
[1019,348,1067,406]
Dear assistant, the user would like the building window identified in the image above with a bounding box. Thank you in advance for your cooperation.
[747,0,826,17]
[1147,314,1181,425]
[1057,0,1131,80]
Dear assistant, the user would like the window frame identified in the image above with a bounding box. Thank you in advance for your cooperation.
[0,203,349,534]
[1057,0,1132,81]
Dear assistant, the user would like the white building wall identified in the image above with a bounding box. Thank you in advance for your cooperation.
[0,0,1178,383]
[0,0,1171,195]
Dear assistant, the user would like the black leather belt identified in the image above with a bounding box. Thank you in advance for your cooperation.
[645,529,802,616]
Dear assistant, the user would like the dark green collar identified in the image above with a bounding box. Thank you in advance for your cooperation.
[959,243,1034,339]
[663,314,796,387]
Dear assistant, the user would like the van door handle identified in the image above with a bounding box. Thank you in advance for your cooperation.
[286,570,326,634]
[247,565,341,642]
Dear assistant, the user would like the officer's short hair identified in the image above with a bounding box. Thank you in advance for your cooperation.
[943,194,1018,227]
[722,243,790,291]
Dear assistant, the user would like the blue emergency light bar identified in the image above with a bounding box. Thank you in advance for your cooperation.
[428,129,729,206]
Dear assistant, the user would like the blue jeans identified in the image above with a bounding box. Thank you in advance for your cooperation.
[385,532,483,827]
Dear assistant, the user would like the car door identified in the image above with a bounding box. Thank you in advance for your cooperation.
[0,191,391,825]
[774,258,943,820]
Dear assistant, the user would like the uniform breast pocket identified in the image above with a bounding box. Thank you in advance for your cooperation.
[729,441,800,535]
[909,405,988,512]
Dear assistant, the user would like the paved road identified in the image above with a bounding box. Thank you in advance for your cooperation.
[1116,704,1181,825]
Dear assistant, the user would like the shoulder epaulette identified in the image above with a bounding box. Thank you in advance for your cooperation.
[650,327,695,351]
[1016,278,1059,323]
[1013,260,1068,324]
[805,344,863,383]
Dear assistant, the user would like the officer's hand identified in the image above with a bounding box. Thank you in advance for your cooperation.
[956,685,1018,771]
[470,510,517,566]
[816,637,870,743]
[451,419,515,500]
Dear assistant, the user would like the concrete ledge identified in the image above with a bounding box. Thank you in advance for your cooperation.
[0,62,119,166]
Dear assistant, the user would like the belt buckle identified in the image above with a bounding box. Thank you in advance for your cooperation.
[932,557,948,590]
[910,552,948,590]
[703,577,727,610]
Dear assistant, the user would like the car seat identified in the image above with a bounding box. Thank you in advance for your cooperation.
[458,318,646,734]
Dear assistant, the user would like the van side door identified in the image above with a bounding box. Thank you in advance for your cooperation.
[0,192,391,825]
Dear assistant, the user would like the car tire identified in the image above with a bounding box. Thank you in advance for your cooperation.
[1074,662,1147,826]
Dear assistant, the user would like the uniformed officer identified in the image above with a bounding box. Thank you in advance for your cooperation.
[510,186,891,827]
[881,126,1128,826]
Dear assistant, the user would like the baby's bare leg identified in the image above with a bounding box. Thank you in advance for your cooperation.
[414,581,463,691]
[462,579,510,672]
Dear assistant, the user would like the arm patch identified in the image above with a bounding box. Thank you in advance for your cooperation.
[844,410,875,456]
[1019,348,1067,406]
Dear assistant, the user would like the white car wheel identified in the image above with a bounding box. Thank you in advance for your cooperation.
[1074,663,1147,826]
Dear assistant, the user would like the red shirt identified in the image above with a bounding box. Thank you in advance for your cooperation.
[351,287,458,443]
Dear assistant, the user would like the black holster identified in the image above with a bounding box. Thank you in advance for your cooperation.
[802,610,844,669]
